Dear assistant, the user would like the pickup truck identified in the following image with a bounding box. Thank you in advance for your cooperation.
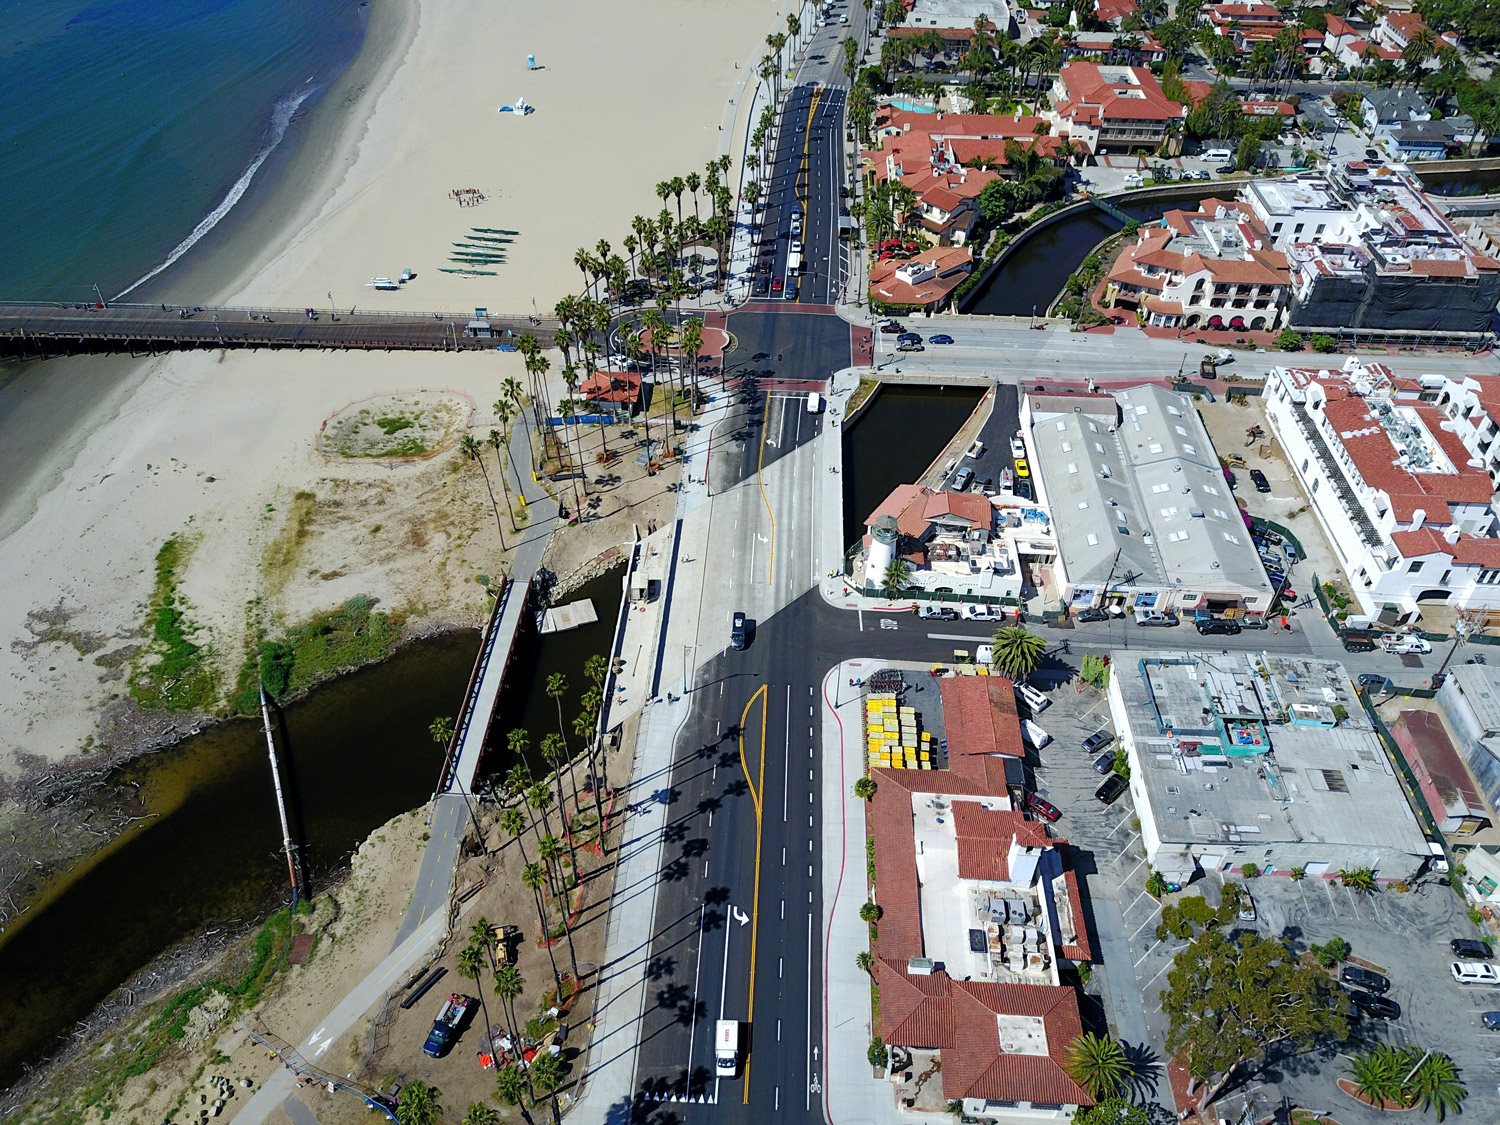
[422,993,474,1057]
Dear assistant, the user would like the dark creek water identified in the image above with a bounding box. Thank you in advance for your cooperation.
[841,383,984,550]
[0,630,479,1086]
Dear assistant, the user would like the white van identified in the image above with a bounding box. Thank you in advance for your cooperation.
[966,439,985,459]
[715,1019,740,1076]
[1203,147,1234,162]
[1381,634,1432,655]
[807,391,822,414]
[1015,683,1050,712]
[1451,961,1500,985]
[1021,719,1052,749]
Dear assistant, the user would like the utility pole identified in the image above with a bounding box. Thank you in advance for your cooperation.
[93,283,107,309]
[258,683,301,907]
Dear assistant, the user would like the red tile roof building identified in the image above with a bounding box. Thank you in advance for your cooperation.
[869,245,975,309]
[864,673,1095,1114]
[1390,710,1490,835]
[1045,62,1185,155]
[1264,356,1500,624]
[859,482,1022,598]
[1103,199,1289,330]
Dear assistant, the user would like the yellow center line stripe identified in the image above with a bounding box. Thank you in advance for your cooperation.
[737,684,768,1101]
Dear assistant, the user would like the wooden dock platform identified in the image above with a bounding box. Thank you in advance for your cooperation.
[0,301,559,357]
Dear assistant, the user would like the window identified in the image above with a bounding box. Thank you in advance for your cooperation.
[1168,405,1182,417]
[1148,442,1164,453]
[1152,482,1171,493]
[1294,223,1304,235]
[1095,442,1105,453]
[1136,405,1150,415]
[1068,463,1079,474]
[1160,506,1178,517]
[1213,507,1229,519]
[1273,223,1283,234]
[1184,443,1198,455]
[1078,501,1089,509]
[1315,223,1326,236]
[1087,421,1098,433]
[1408,560,1424,573]
[1203,484,1220,495]
[1312,478,1320,493]
[1168,529,1190,542]
[1224,532,1240,544]
[1086,533,1100,545]
[1301,458,1309,472]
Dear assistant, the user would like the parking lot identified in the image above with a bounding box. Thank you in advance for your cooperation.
[1022,665,1500,1122]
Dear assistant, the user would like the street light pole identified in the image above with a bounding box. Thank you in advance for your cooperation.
[328,291,338,323]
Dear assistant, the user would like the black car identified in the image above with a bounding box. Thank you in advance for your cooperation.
[1365,147,1381,161]
[1196,618,1242,636]
[1095,774,1128,805]
[752,277,770,296]
[1093,751,1118,775]
[1249,469,1271,493]
[1452,939,1495,960]
[1216,163,1238,174]
[896,332,923,345]
[1346,989,1401,1020]
[1225,470,1238,490]
[1357,673,1392,691]
[1075,607,1109,623]
[1014,479,1033,500]
[731,611,748,650]
[1340,965,1390,994]
[879,321,904,334]
[1083,730,1115,753]
[1482,1011,1500,1030]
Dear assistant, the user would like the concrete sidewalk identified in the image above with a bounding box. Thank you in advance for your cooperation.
[230,911,449,1125]
[818,659,923,1125]
[567,693,695,1124]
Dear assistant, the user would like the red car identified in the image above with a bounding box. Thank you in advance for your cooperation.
[1025,792,1061,822]
[771,277,783,292]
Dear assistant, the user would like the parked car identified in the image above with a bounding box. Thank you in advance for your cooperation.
[1238,894,1256,921]
[897,340,924,352]
[897,331,922,343]
[1095,774,1128,804]
[1083,730,1114,753]
[1249,469,1271,493]
[1134,609,1178,627]
[1093,751,1118,775]
[1196,617,1241,636]
[976,644,994,665]
[1365,147,1381,161]
[1346,990,1401,1020]
[1452,961,1500,985]
[952,466,974,491]
[1239,616,1269,629]
[1010,435,1026,458]
[771,277,783,293]
[1216,163,1238,174]
[1014,457,1030,477]
[752,277,770,296]
[918,606,958,621]
[974,476,993,495]
[1025,792,1061,822]
[1452,939,1495,960]
[1482,1011,1500,1030]
[1340,965,1390,994]
[928,333,954,344]
[879,320,904,333]
[1015,682,1051,712]
[1021,719,1051,748]
[1075,606,1109,623]
[1014,479,1033,500]
[1357,673,1393,691]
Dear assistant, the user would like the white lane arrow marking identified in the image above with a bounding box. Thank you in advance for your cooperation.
[732,906,750,926]
[306,1026,326,1048]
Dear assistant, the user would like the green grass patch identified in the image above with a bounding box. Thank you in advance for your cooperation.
[261,491,317,595]
[233,594,404,713]
[129,534,217,712]
[375,415,415,435]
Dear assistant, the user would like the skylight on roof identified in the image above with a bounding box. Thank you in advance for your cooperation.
[1169,530,1190,542]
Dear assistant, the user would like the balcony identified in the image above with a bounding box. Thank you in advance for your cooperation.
[1292,405,1384,552]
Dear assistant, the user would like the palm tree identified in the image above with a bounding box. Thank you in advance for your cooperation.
[855,950,875,973]
[1407,1051,1467,1120]
[1064,1032,1130,1101]
[538,832,563,894]
[499,376,531,479]
[685,171,702,219]
[470,916,496,970]
[880,558,911,598]
[787,11,801,52]
[460,434,506,548]
[494,963,526,1049]
[527,782,555,838]
[669,176,686,227]
[462,1102,499,1125]
[530,1051,565,1125]
[542,731,580,872]
[487,428,518,532]
[1345,1045,1404,1109]
[522,860,563,992]
[457,943,495,1053]
[1402,26,1436,85]
[504,760,532,808]
[395,1080,442,1125]
[495,1064,535,1125]
[503,807,530,867]
[989,625,1046,680]
[572,247,595,298]
[430,715,455,749]
[571,710,605,841]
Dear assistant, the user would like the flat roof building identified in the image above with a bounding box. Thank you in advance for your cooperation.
[1023,384,1273,619]
[1107,650,1432,883]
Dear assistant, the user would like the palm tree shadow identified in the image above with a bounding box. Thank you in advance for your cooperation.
[1120,1039,1164,1102]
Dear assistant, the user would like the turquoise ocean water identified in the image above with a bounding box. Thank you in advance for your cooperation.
[0,0,366,303]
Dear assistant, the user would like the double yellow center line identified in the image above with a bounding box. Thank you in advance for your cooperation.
[736,684,768,1102]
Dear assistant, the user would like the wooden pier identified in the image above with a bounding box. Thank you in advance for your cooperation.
[0,301,560,357]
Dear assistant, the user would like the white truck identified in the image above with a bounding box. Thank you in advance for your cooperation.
[715,1019,740,1077]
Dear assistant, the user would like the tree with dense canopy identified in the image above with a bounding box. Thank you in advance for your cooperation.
[988,625,1046,680]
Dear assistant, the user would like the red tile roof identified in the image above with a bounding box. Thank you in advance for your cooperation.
[922,490,993,527]
[1057,870,1093,962]
[943,677,1027,780]
[1095,0,1137,21]
[953,803,1052,881]
[1054,62,1184,125]
[1390,709,1487,819]
[873,962,1092,1107]
[581,370,642,403]
[864,483,933,539]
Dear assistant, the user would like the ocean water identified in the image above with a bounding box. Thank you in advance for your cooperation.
[0,0,367,303]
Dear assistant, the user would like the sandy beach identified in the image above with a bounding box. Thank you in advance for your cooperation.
[0,0,782,778]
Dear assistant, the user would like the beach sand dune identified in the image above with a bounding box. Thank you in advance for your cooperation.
[0,0,784,775]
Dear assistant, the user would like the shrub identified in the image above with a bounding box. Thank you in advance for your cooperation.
[1146,870,1168,898]
[1310,333,1338,353]
[1276,327,1304,351]
[1241,862,1260,879]
[1311,935,1351,967]
[1290,865,1306,881]
[868,1036,889,1069]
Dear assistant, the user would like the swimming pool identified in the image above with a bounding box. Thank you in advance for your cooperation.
[887,97,937,113]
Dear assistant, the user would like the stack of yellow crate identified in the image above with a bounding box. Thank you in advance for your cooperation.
[865,694,899,768]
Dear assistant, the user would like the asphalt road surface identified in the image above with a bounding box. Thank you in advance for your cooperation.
[756,84,847,307]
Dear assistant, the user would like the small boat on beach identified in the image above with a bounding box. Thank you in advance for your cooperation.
[472,228,520,235]
[439,267,497,276]
[460,235,513,244]
[366,277,400,290]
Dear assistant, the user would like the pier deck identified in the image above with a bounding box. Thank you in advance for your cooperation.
[0,301,558,356]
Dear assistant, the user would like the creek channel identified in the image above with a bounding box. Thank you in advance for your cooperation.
[0,564,625,1090]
